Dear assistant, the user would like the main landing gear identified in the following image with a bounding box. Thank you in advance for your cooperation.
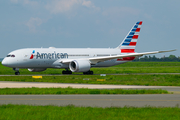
[13,68,20,75]
[62,69,72,75]
[62,69,94,75]
[83,70,93,75]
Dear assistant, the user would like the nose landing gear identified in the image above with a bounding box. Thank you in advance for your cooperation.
[15,71,20,75]
[13,68,20,75]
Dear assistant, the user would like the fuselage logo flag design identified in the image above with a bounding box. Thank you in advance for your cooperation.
[30,50,35,59]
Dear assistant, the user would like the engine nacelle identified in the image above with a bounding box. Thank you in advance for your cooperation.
[28,68,47,72]
[69,60,91,72]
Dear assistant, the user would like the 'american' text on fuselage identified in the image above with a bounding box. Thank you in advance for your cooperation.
[36,52,68,59]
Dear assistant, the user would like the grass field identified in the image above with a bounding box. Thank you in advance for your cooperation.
[0,62,180,75]
[0,74,179,86]
[0,62,180,86]
[0,62,179,94]
[0,87,168,94]
[0,104,179,120]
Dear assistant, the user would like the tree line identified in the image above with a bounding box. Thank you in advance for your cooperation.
[133,55,180,62]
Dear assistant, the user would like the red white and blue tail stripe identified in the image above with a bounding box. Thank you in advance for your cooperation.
[118,21,142,53]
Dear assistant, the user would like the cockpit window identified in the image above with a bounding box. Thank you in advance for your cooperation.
[6,54,15,57]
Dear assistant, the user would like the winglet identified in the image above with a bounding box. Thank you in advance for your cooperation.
[158,49,176,53]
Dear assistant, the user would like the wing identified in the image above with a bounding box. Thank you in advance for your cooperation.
[60,49,176,64]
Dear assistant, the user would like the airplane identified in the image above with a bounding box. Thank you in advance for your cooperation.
[2,21,175,75]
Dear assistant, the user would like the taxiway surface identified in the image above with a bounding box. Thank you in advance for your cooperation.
[0,81,180,93]
[0,95,180,107]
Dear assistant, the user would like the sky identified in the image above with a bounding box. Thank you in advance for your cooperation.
[0,0,179,58]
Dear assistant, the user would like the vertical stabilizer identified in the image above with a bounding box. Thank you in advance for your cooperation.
[117,21,142,53]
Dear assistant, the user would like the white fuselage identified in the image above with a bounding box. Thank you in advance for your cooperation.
[2,48,129,69]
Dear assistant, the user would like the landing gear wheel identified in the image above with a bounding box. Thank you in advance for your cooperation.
[83,71,93,75]
[62,70,72,75]
[15,72,20,75]
[13,68,20,75]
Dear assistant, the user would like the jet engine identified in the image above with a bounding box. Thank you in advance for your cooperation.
[69,60,91,72]
[28,68,47,72]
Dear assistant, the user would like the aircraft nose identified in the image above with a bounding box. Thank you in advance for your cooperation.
[2,59,8,66]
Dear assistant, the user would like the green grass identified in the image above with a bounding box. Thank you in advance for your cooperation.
[0,74,180,86]
[0,104,179,120]
[0,87,168,94]
[0,62,180,75]
[0,62,179,86]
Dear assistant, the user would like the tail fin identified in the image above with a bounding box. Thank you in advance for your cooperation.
[117,21,142,53]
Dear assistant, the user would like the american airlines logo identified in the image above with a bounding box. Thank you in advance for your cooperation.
[30,50,68,59]
[30,50,35,59]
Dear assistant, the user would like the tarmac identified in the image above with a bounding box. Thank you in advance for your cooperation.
[0,95,180,108]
